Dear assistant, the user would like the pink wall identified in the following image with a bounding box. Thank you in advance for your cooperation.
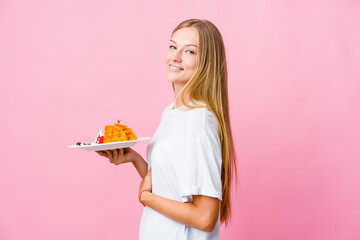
[1,0,359,239]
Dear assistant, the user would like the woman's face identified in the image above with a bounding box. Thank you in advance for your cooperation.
[165,27,199,88]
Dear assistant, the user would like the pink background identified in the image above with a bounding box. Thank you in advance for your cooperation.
[1,0,359,239]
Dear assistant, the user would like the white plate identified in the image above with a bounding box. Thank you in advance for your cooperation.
[68,137,151,151]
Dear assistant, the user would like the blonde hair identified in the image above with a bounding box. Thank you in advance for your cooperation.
[172,19,237,225]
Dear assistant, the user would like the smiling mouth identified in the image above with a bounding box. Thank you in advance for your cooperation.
[169,64,184,71]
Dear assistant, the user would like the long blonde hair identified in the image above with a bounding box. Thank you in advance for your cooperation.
[172,19,237,225]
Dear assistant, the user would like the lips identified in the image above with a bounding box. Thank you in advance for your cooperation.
[169,64,184,72]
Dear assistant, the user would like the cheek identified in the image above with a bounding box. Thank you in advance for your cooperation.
[165,51,171,63]
[190,58,198,70]
[183,56,197,70]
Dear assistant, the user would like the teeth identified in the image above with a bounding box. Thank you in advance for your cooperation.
[170,65,181,71]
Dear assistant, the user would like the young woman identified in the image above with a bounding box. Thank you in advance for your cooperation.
[97,19,237,240]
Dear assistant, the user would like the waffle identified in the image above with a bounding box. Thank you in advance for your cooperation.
[103,120,137,143]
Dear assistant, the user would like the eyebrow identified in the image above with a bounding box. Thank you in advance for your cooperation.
[170,39,198,48]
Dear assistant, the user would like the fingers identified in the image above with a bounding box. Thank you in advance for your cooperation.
[112,149,118,164]
[119,148,124,158]
[97,150,114,163]
[118,148,124,164]
[114,148,126,165]
[96,151,106,157]
[105,150,114,163]
[96,149,127,165]
[96,150,113,163]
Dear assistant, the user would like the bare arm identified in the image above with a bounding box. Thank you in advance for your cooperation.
[139,170,220,232]
[96,148,148,178]
[130,152,148,179]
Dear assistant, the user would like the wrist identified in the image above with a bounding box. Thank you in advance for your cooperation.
[130,152,141,164]
[139,190,151,206]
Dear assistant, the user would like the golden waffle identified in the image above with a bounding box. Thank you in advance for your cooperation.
[103,120,137,143]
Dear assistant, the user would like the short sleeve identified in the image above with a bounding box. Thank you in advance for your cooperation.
[176,111,222,202]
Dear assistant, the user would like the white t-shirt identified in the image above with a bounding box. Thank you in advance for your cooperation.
[139,102,222,240]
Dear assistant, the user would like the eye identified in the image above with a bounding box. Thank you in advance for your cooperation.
[169,45,176,50]
[185,50,195,54]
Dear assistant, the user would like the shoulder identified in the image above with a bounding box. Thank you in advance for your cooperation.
[160,103,176,119]
[184,107,219,143]
[186,107,217,127]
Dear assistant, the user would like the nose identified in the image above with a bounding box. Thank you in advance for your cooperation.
[171,50,182,63]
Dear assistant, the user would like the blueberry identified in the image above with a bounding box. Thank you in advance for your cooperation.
[76,142,81,146]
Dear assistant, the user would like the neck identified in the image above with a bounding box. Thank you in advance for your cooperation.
[173,82,188,108]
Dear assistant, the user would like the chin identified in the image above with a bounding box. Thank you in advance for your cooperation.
[167,78,187,85]
[166,75,179,83]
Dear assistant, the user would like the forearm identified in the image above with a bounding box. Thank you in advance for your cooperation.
[131,154,148,179]
[140,192,219,232]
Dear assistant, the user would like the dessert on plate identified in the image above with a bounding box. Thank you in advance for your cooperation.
[76,119,137,146]
[69,120,148,151]
[103,119,137,143]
